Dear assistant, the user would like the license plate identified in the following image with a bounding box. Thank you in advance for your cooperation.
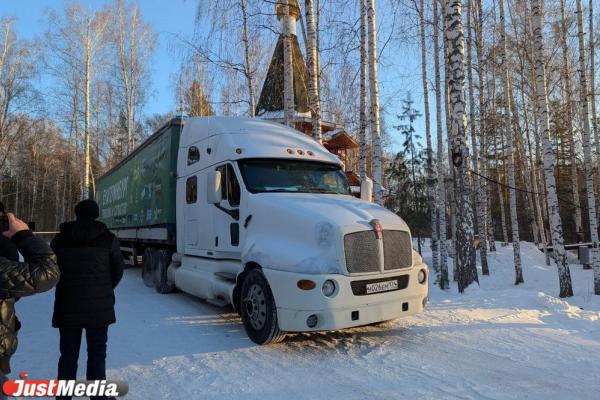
[365,279,398,294]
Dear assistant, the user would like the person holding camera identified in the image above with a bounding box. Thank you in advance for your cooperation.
[0,212,60,398]
[51,199,124,400]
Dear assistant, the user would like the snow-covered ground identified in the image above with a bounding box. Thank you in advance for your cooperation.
[11,242,600,399]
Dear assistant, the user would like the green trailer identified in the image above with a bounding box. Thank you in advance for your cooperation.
[96,118,185,247]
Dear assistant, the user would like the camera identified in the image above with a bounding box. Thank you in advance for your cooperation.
[0,213,9,233]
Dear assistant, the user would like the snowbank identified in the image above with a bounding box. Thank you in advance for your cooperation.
[9,241,600,399]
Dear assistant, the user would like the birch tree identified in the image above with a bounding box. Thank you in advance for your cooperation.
[531,0,574,298]
[444,0,478,292]
[112,0,156,154]
[590,0,600,201]
[559,0,583,234]
[575,0,600,294]
[417,0,438,272]
[367,0,383,204]
[466,0,488,275]
[434,0,449,289]
[240,0,255,117]
[282,0,295,127]
[473,0,494,263]
[498,0,523,284]
[305,0,322,142]
[359,0,368,180]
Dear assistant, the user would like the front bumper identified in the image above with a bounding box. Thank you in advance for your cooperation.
[262,264,429,332]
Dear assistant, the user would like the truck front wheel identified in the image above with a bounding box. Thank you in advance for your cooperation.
[240,270,286,345]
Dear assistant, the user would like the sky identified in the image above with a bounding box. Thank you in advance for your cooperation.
[1,0,426,152]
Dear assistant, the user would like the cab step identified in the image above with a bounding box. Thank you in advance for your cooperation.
[214,271,237,282]
[206,297,229,307]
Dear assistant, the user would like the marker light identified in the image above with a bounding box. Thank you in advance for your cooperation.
[297,280,316,290]
[297,149,304,155]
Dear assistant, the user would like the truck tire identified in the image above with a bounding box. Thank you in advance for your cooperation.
[142,248,155,288]
[240,269,286,345]
[154,249,175,294]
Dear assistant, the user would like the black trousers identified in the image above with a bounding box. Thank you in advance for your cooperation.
[57,326,108,400]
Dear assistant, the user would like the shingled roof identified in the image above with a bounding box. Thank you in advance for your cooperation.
[255,33,310,117]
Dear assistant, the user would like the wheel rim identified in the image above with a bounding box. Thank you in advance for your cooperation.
[244,283,267,330]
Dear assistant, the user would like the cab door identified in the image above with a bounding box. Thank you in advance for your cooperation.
[181,145,213,257]
[211,163,243,258]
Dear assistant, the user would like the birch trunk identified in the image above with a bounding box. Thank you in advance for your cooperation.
[282,0,295,128]
[590,0,600,203]
[359,0,368,180]
[419,0,439,273]
[434,0,449,289]
[442,0,458,280]
[241,0,255,117]
[467,0,488,275]
[83,18,91,200]
[367,0,383,204]
[498,0,523,284]
[305,0,322,143]
[531,0,574,297]
[560,0,583,233]
[444,0,478,292]
[575,0,600,294]
[519,90,541,246]
[474,0,493,261]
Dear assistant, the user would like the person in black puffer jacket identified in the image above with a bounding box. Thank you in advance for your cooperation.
[51,200,124,400]
[0,213,60,398]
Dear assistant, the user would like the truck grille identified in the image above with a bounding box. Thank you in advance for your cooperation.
[383,230,413,270]
[343,231,380,273]
[343,229,412,274]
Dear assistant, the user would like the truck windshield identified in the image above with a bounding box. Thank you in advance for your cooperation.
[238,159,350,195]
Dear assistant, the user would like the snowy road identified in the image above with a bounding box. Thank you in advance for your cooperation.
[11,242,600,399]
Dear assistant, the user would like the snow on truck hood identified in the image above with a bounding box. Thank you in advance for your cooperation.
[241,193,410,275]
[250,192,409,233]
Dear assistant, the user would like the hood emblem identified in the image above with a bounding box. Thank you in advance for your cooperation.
[370,219,383,240]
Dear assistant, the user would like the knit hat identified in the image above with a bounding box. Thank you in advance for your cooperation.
[74,199,99,220]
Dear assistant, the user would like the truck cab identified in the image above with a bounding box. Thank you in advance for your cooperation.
[165,116,428,344]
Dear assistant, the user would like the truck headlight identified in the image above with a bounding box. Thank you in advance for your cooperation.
[418,269,427,284]
[322,280,336,297]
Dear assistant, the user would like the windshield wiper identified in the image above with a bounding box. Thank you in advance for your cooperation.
[305,187,338,194]
[261,188,296,193]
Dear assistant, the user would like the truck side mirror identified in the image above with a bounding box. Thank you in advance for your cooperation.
[207,170,223,204]
[360,178,373,202]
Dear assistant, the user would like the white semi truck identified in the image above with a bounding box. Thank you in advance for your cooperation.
[97,116,429,344]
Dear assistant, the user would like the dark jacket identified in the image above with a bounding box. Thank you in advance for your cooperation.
[51,219,124,329]
[0,230,60,373]
[0,236,19,262]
